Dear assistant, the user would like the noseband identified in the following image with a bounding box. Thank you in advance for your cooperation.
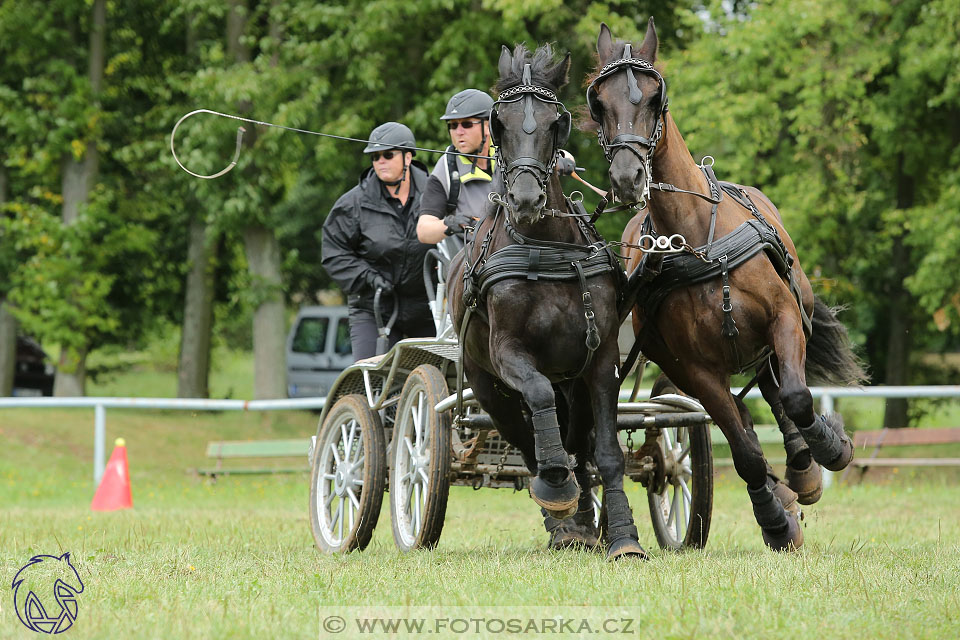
[491,64,572,206]
[586,45,669,201]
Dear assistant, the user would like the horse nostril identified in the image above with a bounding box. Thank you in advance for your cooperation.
[536,193,547,211]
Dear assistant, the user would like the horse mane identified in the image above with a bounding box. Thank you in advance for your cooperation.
[495,43,568,94]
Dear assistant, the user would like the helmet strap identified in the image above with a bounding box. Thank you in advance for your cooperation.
[382,153,409,196]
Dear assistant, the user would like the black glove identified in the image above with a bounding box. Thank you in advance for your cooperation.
[443,212,474,236]
[368,272,392,294]
[556,150,576,176]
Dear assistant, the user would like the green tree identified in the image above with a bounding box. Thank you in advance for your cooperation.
[671,0,960,425]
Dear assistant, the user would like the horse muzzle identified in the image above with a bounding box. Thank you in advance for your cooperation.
[608,153,646,205]
[506,173,548,225]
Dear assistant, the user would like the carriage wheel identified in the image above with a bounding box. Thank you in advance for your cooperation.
[309,394,386,554]
[646,422,713,549]
[389,365,451,551]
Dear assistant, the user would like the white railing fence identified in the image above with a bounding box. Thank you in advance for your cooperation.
[2,386,959,487]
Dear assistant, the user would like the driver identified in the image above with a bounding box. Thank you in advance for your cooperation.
[321,122,435,361]
[416,89,497,245]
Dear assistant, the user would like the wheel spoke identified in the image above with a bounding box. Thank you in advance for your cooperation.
[331,497,342,527]
[413,482,422,534]
[325,489,337,509]
[322,473,336,480]
[418,467,429,487]
[672,487,683,538]
[415,392,425,448]
[662,428,674,450]
[665,488,676,527]
[677,444,691,464]
[679,476,692,504]
[341,422,351,461]
[347,486,361,510]
[405,436,416,458]
[401,471,415,484]
[353,454,364,468]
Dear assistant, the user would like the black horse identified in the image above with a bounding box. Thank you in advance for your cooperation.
[448,43,646,560]
[586,20,866,550]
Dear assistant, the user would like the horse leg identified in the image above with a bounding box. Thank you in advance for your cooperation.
[495,351,579,517]
[587,344,646,560]
[543,383,601,550]
[689,370,803,551]
[771,317,854,472]
[733,394,802,529]
[462,360,538,472]
[758,359,823,504]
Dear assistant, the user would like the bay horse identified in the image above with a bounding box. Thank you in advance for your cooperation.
[448,43,646,559]
[586,20,866,550]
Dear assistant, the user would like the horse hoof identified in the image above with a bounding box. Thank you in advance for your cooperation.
[606,537,648,561]
[545,518,600,551]
[785,457,823,505]
[761,510,803,552]
[530,470,579,514]
[822,413,854,472]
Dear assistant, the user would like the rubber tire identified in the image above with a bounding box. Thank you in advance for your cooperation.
[389,365,452,551]
[310,394,386,554]
[646,374,714,550]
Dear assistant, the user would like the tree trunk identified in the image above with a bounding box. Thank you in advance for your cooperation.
[0,303,16,396]
[177,219,217,398]
[54,0,105,397]
[176,11,217,399]
[0,167,15,396]
[244,224,286,399]
[882,154,914,429]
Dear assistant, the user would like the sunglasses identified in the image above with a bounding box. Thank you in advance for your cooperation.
[370,150,400,162]
[447,120,483,131]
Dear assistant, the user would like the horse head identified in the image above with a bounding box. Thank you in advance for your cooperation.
[491,44,571,226]
[587,19,666,205]
[12,553,84,633]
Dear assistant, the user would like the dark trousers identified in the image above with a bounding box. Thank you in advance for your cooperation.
[348,300,435,361]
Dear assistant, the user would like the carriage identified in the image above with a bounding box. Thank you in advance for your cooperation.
[306,242,715,555]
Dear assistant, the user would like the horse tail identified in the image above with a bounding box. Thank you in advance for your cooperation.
[804,296,868,387]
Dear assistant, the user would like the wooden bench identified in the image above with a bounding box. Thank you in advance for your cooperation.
[843,427,960,481]
[711,425,782,466]
[197,439,312,477]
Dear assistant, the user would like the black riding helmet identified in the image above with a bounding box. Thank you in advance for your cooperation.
[440,89,494,121]
[363,121,416,155]
[440,89,494,171]
[364,122,416,195]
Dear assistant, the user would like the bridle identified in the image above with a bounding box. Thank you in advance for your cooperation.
[489,64,572,213]
[586,44,668,203]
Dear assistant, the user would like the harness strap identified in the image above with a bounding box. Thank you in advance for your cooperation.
[455,305,474,421]
[570,260,601,379]
[719,254,742,372]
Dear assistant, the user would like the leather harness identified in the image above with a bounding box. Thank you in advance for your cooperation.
[625,165,812,374]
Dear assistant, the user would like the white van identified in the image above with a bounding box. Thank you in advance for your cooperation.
[285,306,353,398]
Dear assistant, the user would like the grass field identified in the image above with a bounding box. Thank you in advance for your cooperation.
[2,358,960,638]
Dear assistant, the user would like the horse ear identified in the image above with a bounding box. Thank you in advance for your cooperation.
[638,16,658,63]
[551,52,571,89]
[498,45,513,81]
[597,23,615,62]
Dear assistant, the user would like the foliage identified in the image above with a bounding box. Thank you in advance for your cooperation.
[669,0,960,383]
[2,0,958,389]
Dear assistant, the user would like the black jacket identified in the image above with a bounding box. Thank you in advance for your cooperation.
[321,162,430,312]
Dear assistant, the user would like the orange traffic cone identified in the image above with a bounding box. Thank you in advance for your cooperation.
[91,438,133,511]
